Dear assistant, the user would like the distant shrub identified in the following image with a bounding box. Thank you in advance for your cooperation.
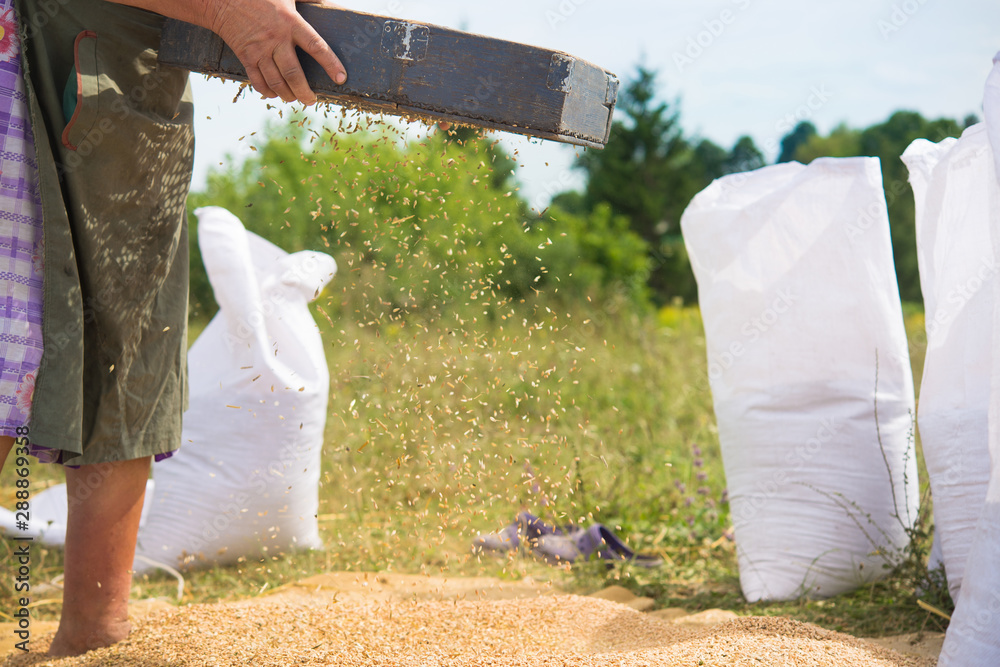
[187,116,652,322]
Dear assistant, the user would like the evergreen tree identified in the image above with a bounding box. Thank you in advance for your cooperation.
[777,121,817,163]
[567,68,769,304]
[571,67,708,302]
[577,66,691,245]
[724,135,766,174]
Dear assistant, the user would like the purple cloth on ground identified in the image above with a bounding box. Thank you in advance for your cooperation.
[473,512,663,568]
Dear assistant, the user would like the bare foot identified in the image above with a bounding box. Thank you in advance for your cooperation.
[47,616,131,657]
[45,456,151,658]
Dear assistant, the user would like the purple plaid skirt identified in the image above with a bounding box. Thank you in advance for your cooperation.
[0,0,43,440]
[5,1,177,464]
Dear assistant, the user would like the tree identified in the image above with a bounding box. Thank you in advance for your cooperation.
[441,124,518,191]
[793,123,861,163]
[724,135,765,174]
[777,121,816,163]
[859,111,963,303]
[576,67,692,245]
[787,111,966,303]
[568,68,705,303]
[187,116,653,320]
[564,66,768,304]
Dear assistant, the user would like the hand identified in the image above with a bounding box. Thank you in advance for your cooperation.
[207,0,348,105]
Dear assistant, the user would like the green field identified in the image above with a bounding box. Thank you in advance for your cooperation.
[0,109,959,643]
[0,298,948,639]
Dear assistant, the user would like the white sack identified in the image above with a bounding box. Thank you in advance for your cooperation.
[902,126,995,602]
[681,157,918,602]
[939,50,1000,667]
[135,206,336,571]
[0,483,68,546]
[1,479,155,547]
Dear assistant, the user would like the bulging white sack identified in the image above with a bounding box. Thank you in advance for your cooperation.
[681,157,918,602]
[902,125,995,602]
[939,50,1000,667]
[135,206,337,571]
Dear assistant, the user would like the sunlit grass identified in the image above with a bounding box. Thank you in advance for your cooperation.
[1,298,941,640]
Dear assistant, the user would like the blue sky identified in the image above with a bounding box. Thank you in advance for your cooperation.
[190,0,1000,209]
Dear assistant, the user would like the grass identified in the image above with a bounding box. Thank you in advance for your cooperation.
[0,295,946,640]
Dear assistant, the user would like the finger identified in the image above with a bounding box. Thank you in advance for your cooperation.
[258,56,298,103]
[293,22,347,86]
[244,64,278,100]
[272,42,318,105]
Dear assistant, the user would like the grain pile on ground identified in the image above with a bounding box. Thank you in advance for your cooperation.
[1,575,935,667]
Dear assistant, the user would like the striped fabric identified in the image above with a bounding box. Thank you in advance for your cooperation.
[0,0,43,443]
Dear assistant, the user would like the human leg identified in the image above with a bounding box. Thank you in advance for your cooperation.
[47,456,151,657]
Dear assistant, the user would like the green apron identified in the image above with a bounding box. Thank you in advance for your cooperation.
[16,0,193,465]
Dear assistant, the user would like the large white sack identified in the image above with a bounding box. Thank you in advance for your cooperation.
[681,157,918,602]
[939,50,1000,667]
[135,207,337,571]
[902,126,995,602]
[0,479,156,547]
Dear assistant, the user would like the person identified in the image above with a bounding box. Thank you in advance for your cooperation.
[0,0,346,656]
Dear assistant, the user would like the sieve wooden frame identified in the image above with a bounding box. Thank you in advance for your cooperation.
[157,4,619,148]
